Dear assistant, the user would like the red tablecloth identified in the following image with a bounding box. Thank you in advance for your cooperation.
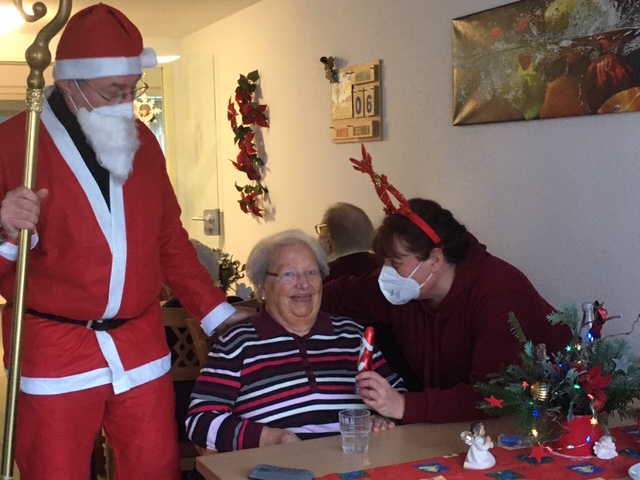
[317,426,640,480]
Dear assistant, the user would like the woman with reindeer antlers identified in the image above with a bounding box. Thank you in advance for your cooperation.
[321,145,570,425]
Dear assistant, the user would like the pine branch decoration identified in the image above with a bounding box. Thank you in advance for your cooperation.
[508,311,528,344]
[475,303,640,445]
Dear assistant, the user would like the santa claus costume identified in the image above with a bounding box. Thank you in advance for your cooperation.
[0,4,233,479]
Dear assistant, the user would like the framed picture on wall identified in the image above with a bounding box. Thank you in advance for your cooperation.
[453,0,640,125]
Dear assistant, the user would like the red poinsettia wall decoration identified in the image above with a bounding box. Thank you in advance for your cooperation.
[228,70,269,217]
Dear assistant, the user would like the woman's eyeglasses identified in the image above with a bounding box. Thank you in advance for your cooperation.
[266,269,321,283]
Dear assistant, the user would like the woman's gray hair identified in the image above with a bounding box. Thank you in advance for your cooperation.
[246,229,329,286]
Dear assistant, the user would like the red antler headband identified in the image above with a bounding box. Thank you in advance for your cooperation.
[349,144,442,245]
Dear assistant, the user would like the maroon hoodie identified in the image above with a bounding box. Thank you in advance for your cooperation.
[321,234,570,424]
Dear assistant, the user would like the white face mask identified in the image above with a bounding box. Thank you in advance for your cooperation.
[91,102,135,119]
[378,262,432,305]
[72,79,135,118]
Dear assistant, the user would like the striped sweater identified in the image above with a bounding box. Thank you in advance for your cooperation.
[185,308,405,452]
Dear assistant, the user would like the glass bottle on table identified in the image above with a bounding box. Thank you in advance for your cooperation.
[579,302,594,344]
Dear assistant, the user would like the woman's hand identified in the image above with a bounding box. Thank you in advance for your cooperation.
[355,370,405,420]
[371,415,396,432]
[259,426,301,447]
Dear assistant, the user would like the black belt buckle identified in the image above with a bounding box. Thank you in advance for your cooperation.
[87,319,126,331]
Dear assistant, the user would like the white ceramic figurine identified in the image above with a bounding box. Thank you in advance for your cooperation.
[461,421,496,470]
[593,435,618,459]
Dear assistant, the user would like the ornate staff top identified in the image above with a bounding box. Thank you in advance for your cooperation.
[14,0,72,90]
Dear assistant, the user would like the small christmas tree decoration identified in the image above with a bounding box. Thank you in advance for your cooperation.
[475,301,640,454]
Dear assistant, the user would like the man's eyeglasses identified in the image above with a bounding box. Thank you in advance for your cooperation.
[314,223,327,235]
[81,79,149,103]
[266,269,322,283]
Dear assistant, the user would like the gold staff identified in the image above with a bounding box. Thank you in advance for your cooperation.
[1,1,71,478]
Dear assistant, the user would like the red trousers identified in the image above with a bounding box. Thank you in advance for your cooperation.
[15,373,180,480]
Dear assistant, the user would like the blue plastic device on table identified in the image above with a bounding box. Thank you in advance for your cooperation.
[497,434,531,448]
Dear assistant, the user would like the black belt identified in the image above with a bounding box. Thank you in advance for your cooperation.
[7,305,130,331]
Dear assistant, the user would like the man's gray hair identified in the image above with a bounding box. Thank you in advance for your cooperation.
[246,229,329,286]
[323,202,375,256]
[190,239,219,284]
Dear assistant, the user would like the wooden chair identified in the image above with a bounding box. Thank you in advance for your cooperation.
[184,316,212,366]
[233,297,262,311]
[183,316,226,459]
[161,307,207,473]
[184,298,260,366]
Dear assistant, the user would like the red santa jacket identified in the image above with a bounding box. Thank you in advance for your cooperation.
[0,93,230,395]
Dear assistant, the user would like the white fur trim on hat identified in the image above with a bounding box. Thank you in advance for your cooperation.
[53,55,151,80]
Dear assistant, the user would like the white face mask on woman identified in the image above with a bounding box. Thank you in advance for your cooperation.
[378,262,432,305]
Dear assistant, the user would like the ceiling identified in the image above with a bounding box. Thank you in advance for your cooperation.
[12,0,263,38]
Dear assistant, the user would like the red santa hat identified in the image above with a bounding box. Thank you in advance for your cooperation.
[53,3,157,80]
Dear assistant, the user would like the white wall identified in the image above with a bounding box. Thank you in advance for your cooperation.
[176,0,640,344]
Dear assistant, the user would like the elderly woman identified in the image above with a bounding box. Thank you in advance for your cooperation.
[185,230,405,452]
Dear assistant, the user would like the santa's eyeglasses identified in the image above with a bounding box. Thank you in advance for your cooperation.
[81,79,149,103]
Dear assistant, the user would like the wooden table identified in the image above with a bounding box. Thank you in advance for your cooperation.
[196,416,516,480]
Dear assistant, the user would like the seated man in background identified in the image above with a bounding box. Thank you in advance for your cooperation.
[316,202,384,283]
[185,230,405,452]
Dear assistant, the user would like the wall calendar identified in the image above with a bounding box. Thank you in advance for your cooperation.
[330,60,382,144]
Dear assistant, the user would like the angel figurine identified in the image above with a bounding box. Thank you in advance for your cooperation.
[460,421,496,470]
[593,435,618,459]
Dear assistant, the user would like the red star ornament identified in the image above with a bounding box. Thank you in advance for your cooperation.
[529,444,546,463]
[484,395,504,408]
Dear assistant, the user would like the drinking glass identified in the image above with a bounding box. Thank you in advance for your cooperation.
[339,409,372,454]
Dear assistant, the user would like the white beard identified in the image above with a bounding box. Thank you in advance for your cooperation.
[76,106,139,182]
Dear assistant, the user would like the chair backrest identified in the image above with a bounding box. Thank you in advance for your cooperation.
[161,307,212,469]
[161,307,203,382]
[233,297,262,310]
[184,316,212,367]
